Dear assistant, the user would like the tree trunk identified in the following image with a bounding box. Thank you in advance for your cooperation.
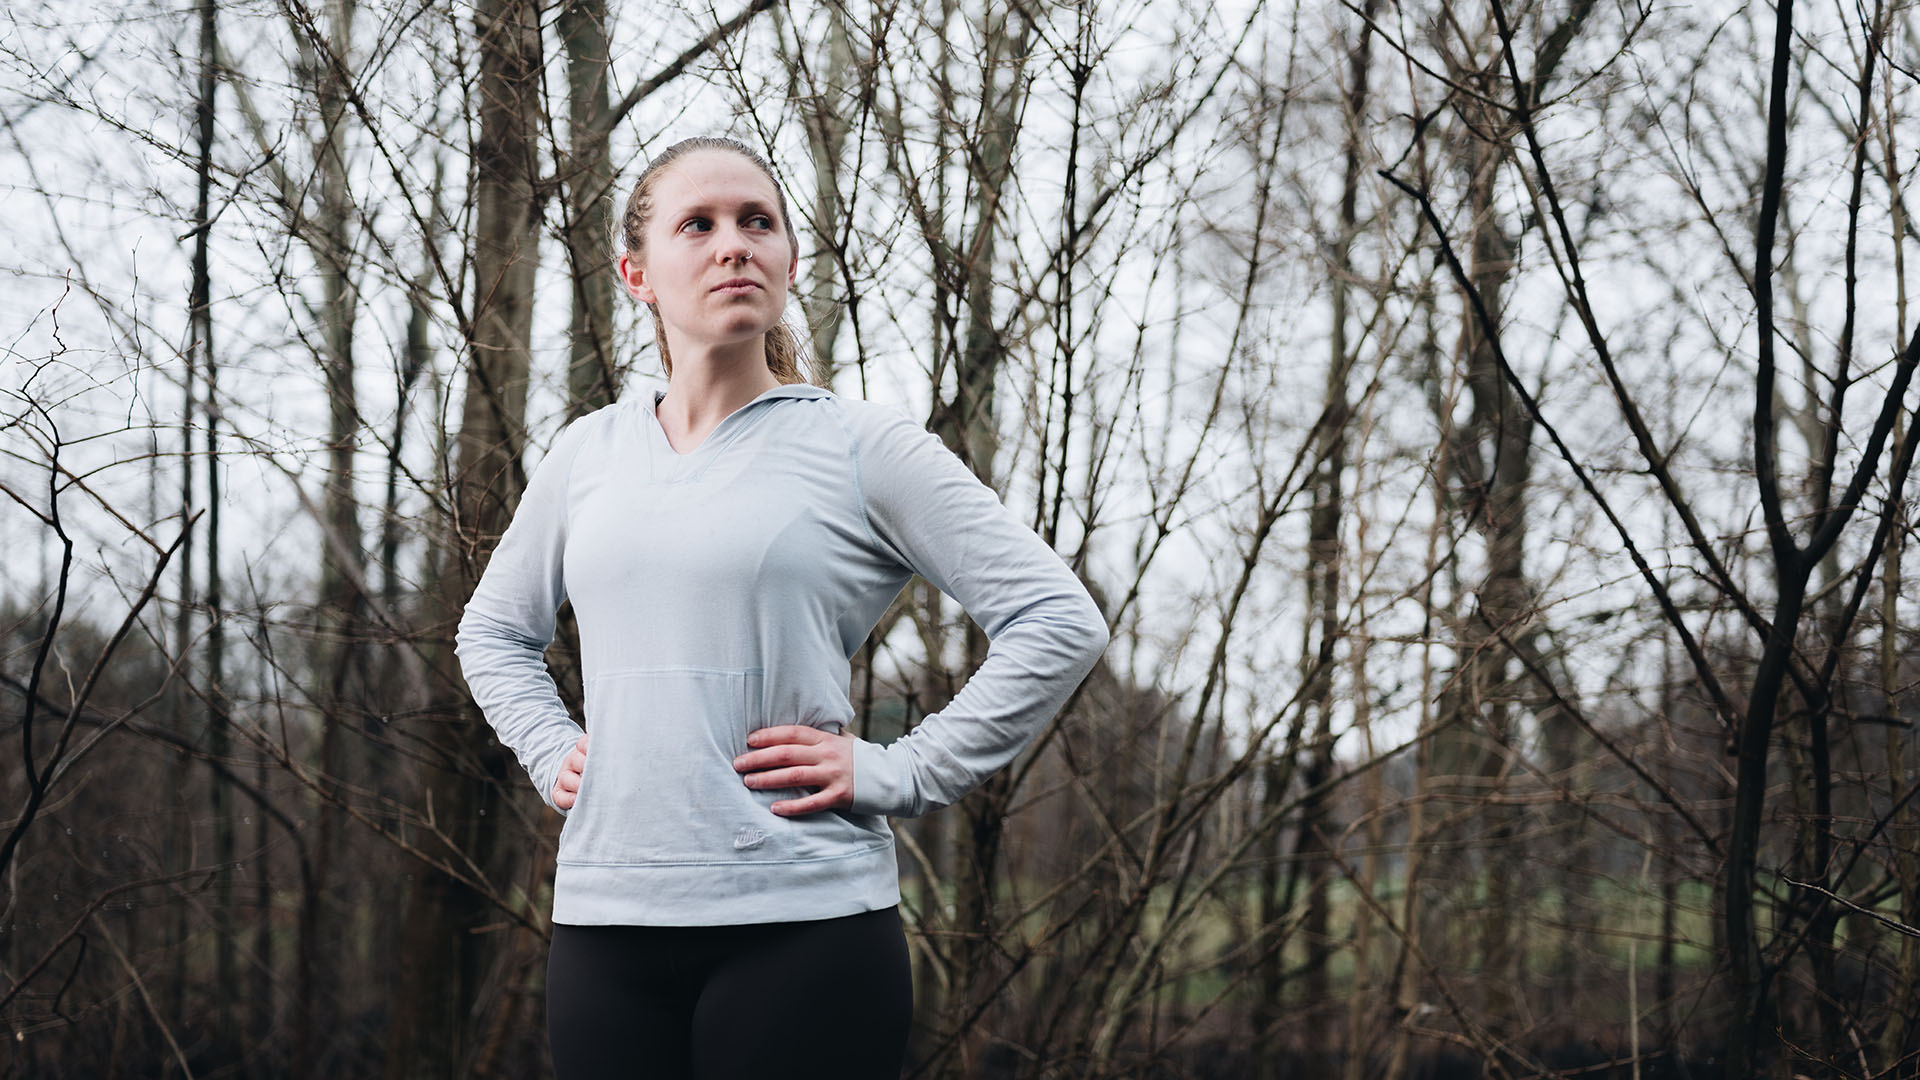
[190,0,235,1063]
[560,0,616,417]
[302,0,365,1058]
[1725,571,1809,1079]
[792,4,856,385]
[252,750,277,1065]
[930,6,1031,1075]
[383,0,541,1074]
[1877,352,1916,1072]
[1300,6,1376,1065]
[1389,270,1450,1080]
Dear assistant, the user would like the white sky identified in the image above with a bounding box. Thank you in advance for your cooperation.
[3,0,1914,769]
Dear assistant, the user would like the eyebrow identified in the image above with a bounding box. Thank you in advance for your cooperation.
[675,199,779,219]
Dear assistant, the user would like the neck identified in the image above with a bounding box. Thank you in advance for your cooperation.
[658,334,783,426]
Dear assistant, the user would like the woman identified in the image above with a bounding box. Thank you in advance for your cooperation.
[454,135,1110,1080]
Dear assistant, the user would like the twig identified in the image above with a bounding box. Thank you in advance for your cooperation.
[89,911,195,1078]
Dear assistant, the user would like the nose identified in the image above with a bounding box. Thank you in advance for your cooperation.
[714,225,751,266]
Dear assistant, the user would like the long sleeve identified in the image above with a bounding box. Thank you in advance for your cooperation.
[453,418,592,818]
[844,405,1111,818]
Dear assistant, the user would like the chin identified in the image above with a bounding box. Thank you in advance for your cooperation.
[721,314,784,340]
[665,313,783,349]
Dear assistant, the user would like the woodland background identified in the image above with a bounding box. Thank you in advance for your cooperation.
[3,0,1919,1076]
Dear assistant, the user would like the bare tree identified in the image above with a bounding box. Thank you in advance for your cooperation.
[9,0,1920,1076]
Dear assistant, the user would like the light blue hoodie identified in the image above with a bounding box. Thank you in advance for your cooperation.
[454,383,1110,926]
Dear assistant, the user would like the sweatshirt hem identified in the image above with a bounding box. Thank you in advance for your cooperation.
[550,840,901,925]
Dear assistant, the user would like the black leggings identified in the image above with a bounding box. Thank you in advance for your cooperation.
[546,906,913,1079]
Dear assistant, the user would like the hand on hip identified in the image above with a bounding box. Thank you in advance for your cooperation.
[733,724,855,816]
[553,732,588,810]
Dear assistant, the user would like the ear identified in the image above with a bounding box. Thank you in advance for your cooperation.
[618,253,656,304]
[786,251,798,286]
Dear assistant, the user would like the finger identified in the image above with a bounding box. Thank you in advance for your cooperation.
[733,743,824,772]
[772,784,849,816]
[744,724,826,748]
[743,765,828,790]
[554,782,576,809]
[558,769,582,793]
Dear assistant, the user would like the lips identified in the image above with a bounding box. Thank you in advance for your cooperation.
[711,278,760,294]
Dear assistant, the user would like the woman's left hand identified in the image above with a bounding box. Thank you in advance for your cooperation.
[733,725,855,816]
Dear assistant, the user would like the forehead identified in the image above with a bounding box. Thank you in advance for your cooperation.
[649,150,780,212]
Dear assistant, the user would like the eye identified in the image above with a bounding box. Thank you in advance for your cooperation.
[746,213,774,230]
[679,217,711,233]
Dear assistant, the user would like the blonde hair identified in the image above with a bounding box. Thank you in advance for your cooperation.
[617,136,811,385]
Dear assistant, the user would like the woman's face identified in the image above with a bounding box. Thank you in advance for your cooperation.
[618,150,797,354]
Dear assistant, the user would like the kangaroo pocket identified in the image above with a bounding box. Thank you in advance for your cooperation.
[560,667,773,865]
[780,805,892,861]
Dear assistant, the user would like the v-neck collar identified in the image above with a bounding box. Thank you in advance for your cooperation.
[639,383,832,480]
[646,382,831,455]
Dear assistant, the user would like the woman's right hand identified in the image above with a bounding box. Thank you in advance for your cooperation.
[553,733,588,810]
